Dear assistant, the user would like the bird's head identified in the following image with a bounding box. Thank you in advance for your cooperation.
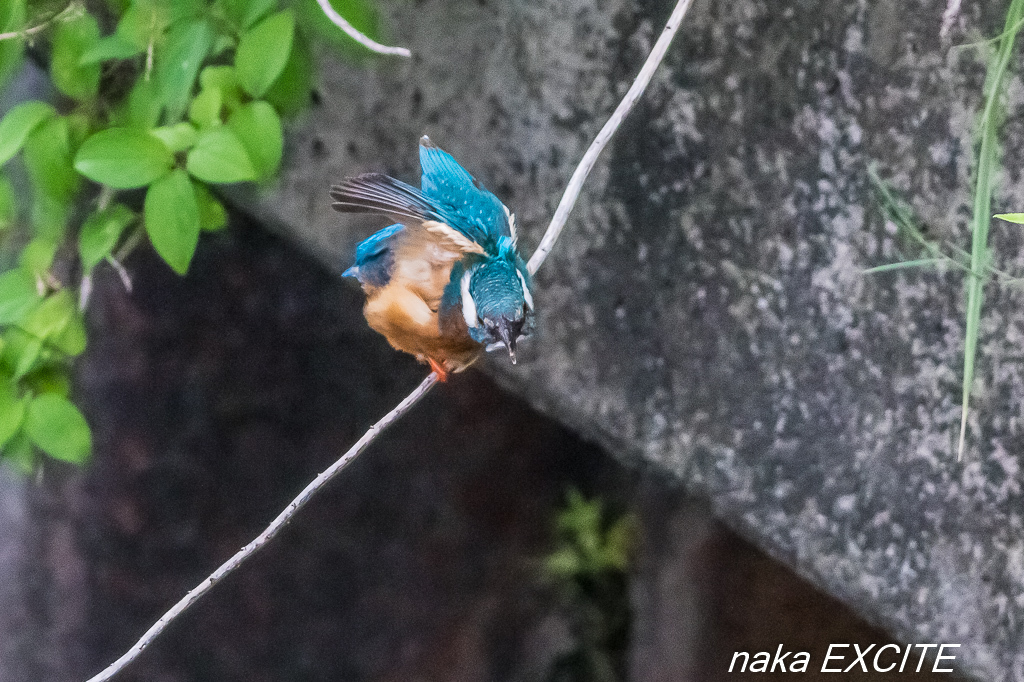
[461,242,535,363]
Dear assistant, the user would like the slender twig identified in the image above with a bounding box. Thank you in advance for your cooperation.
[526,0,696,275]
[314,0,411,58]
[83,0,693,678]
[105,255,133,293]
[78,274,93,311]
[84,373,439,682]
[0,1,83,42]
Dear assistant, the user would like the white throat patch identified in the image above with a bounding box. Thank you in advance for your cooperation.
[517,269,533,310]
[461,267,479,328]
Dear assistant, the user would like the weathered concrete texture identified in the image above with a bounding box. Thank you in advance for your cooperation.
[241,0,1024,678]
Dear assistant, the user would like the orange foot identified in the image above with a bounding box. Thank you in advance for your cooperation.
[427,357,449,382]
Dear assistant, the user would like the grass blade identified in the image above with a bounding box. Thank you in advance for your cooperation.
[862,258,948,274]
[959,0,1024,460]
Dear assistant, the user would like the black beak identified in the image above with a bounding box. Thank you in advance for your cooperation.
[496,318,520,364]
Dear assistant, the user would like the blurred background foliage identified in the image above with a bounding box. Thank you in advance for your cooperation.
[542,488,637,682]
[0,0,385,473]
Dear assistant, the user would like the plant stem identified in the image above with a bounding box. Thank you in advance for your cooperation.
[314,0,411,57]
[84,373,439,682]
[526,0,697,275]
[0,2,83,42]
[958,0,1024,460]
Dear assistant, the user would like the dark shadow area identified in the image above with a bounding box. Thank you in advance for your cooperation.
[58,218,966,681]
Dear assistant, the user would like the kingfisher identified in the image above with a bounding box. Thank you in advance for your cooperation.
[331,136,535,381]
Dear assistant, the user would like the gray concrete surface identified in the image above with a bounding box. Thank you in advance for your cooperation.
[236,0,1024,678]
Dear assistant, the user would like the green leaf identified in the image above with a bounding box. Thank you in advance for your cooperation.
[154,18,215,122]
[22,291,75,341]
[0,269,40,325]
[994,213,1024,224]
[23,117,79,202]
[23,366,70,400]
[79,205,135,270]
[544,547,582,578]
[228,101,282,179]
[105,0,131,18]
[79,33,144,65]
[603,516,635,572]
[19,238,57,278]
[74,128,173,189]
[0,174,15,230]
[115,0,201,48]
[3,432,34,474]
[30,196,71,241]
[0,383,25,451]
[116,2,171,49]
[219,0,275,30]
[0,101,55,166]
[186,127,256,183]
[188,86,222,128]
[127,78,162,129]
[65,112,91,150]
[10,335,41,380]
[862,258,948,274]
[165,0,206,22]
[200,65,239,94]
[25,394,91,464]
[18,291,85,358]
[0,0,26,94]
[3,432,35,474]
[54,311,86,357]
[235,10,295,98]
[145,169,200,274]
[200,65,243,114]
[264,30,313,117]
[958,0,1024,460]
[51,14,102,101]
[194,182,227,231]
[210,33,234,57]
[150,122,198,153]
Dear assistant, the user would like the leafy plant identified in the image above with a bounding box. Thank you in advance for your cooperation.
[866,0,1024,460]
[0,0,319,471]
[542,489,636,682]
[957,0,1024,460]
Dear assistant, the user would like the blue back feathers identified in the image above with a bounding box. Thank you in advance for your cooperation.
[418,138,511,249]
[335,137,516,289]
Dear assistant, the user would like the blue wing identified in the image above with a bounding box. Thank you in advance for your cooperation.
[343,223,405,288]
[419,137,512,246]
[330,138,514,258]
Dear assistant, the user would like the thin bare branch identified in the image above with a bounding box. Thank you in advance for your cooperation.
[84,0,692,677]
[105,256,133,293]
[0,2,83,42]
[526,0,696,275]
[314,0,411,58]
[83,373,439,682]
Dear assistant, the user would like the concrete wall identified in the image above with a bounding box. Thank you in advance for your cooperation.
[237,0,1024,678]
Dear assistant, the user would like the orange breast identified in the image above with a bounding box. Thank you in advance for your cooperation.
[361,231,482,372]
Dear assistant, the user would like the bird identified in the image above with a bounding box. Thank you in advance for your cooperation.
[331,136,535,381]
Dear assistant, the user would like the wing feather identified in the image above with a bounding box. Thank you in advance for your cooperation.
[331,173,444,224]
[419,137,511,245]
